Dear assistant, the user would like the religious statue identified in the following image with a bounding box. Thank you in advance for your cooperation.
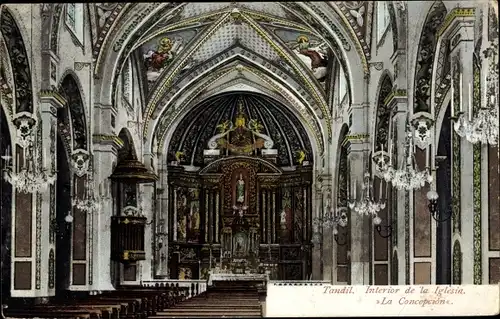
[280,210,287,229]
[233,204,248,217]
[236,173,245,203]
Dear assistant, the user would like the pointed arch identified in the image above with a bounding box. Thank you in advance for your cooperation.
[413,1,447,113]
[117,127,137,161]
[374,72,394,152]
[0,7,33,114]
[58,73,88,151]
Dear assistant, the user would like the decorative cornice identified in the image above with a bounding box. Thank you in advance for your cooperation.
[92,134,124,149]
[39,89,67,107]
[438,8,476,37]
[383,89,407,106]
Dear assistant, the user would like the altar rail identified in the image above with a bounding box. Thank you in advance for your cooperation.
[141,279,207,298]
[268,280,330,286]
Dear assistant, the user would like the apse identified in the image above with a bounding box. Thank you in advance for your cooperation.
[167,91,314,167]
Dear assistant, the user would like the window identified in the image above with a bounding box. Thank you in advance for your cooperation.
[339,68,347,104]
[377,1,391,44]
[66,4,76,30]
[122,58,133,107]
[66,3,84,44]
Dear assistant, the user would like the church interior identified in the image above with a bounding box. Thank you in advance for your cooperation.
[0,1,499,318]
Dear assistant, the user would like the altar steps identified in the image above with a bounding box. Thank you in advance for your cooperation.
[150,287,263,318]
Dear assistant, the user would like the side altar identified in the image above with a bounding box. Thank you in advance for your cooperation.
[165,100,313,281]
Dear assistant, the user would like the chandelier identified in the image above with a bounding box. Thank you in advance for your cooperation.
[375,117,432,191]
[2,145,56,194]
[452,39,498,145]
[452,71,498,145]
[311,207,348,246]
[348,172,386,225]
[71,175,101,213]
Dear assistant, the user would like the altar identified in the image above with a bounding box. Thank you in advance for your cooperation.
[207,272,269,287]
[166,101,314,281]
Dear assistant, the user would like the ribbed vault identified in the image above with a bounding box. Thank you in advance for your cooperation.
[167,91,313,167]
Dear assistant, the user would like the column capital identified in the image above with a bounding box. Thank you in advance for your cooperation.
[39,89,67,115]
[92,134,124,155]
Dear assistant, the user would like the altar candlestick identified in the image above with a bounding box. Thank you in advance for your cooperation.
[468,82,473,121]
[459,73,463,112]
[381,143,384,154]
[389,137,393,166]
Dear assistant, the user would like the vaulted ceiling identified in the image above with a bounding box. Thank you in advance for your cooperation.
[87,2,376,156]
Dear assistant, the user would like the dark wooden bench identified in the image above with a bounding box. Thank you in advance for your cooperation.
[5,307,102,319]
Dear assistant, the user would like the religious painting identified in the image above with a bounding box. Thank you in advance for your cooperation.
[187,188,201,243]
[275,29,329,83]
[176,189,189,242]
[141,29,197,85]
[176,187,201,243]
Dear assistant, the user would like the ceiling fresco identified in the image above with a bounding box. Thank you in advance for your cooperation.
[84,2,373,154]
[142,29,198,86]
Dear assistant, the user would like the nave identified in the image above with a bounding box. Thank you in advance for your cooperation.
[0,1,498,318]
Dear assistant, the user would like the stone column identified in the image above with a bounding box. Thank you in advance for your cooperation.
[155,155,169,277]
[443,12,475,284]
[91,134,122,291]
[346,136,371,285]
[311,184,323,280]
[138,182,154,282]
[38,90,65,297]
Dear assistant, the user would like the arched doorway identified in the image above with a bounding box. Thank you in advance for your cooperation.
[0,106,13,303]
[435,104,452,284]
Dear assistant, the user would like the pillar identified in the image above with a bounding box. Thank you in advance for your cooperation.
[91,133,122,291]
[35,91,65,297]
[440,9,476,284]
[346,139,371,285]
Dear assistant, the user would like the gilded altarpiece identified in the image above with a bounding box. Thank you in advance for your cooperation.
[167,159,312,280]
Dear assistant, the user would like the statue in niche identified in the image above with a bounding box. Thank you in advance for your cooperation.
[280,210,287,229]
[124,184,137,207]
[236,173,245,203]
[188,202,200,242]
[178,217,187,241]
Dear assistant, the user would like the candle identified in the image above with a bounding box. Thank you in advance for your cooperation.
[353,180,357,200]
[43,147,47,167]
[379,179,383,201]
[381,143,384,154]
[75,179,78,196]
[425,145,430,169]
[450,64,455,117]
[388,116,393,165]
[468,82,472,121]
[459,73,463,112]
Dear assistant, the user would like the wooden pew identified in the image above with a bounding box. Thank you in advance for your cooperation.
[4,307,102,319]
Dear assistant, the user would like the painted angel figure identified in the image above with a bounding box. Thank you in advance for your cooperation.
[290,35,329,82]
[143,36,185,82]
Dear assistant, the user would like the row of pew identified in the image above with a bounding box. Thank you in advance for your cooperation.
[2,284,192,319]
